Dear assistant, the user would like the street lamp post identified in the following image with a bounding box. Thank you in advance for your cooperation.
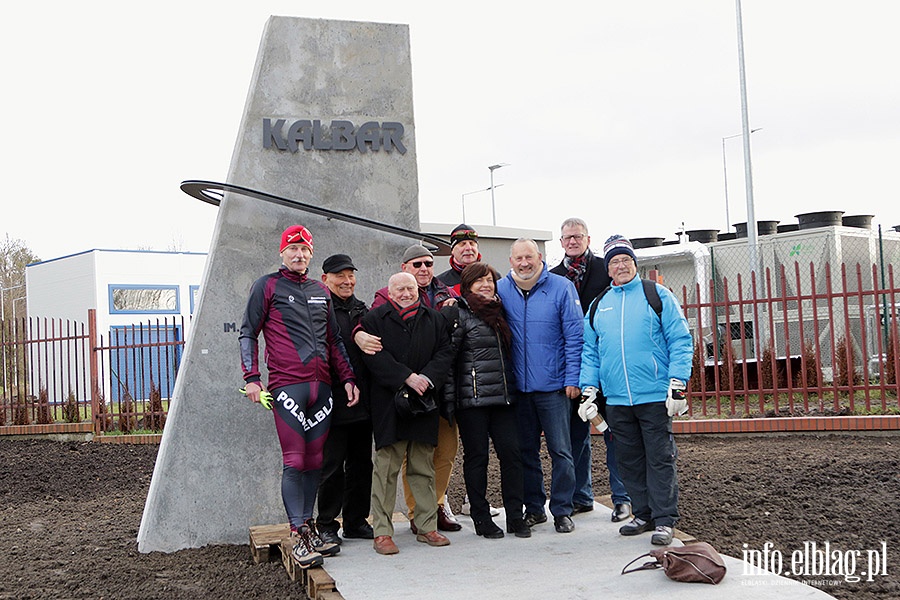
[735,0,758,276]
[722,128,762,232]
[461,185,502,223]
[11,296,26,322]
[487,163,509,226]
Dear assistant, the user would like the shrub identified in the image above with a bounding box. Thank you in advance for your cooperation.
[795,339,820,389]
[886,329,897,385]
[145,381,166,432]
[62,389,80,423]
[119,392,137,434]
[14,394,30,425]
[759,344,775,391]
[835,335,860,387]
[95,390,113,432]
[36,387,52,424]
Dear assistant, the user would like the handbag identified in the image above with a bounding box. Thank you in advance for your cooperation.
[394,385,437,418]
[621,542,726,584]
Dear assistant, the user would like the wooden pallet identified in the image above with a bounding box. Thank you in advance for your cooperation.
[307,568,336,598]
[253,524,345,598]
[249,523,291,564]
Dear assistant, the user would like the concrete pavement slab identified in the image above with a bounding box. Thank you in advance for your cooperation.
[321,503,835,600]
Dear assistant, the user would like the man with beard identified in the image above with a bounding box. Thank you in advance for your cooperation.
[496,238,583,534]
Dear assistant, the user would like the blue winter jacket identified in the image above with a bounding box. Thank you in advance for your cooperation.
[579,275,693,406]
[497,264,584,393]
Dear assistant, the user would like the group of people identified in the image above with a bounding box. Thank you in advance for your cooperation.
[239,217,693,567]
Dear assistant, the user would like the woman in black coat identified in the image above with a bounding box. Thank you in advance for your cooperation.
[443,262,529,539]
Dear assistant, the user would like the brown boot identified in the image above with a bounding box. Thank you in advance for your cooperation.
[437,505,462,532]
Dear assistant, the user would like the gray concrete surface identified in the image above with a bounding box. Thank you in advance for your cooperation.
[323,502,835,600]
[138,16,419,553]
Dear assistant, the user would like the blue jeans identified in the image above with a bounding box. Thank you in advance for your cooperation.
[606,402,679,527]
[570,408,594,506]
[517,389,575,518]
[604,428,631,505]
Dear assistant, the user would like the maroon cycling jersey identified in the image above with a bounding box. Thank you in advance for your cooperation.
[240,266,355,391]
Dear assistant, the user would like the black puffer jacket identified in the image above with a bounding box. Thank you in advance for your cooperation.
[443,298,514,411]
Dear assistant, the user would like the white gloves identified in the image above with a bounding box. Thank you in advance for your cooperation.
[666,378,688,417]
[577,386,599,423]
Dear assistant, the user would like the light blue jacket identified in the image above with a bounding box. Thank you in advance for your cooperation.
[579,275,693,406]
[497,264,584,393]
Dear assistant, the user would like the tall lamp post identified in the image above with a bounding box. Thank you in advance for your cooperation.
[461,184,502,223]
[735,0,758,275]
[722,128,762,232]
[488,163,509,226]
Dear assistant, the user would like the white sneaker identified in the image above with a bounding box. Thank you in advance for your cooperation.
[461,495,471,515]
[460,495,500,517]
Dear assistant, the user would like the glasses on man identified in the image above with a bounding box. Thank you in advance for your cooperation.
[411,260,434,269]
[561,234,586,242]
[608,257,634,268]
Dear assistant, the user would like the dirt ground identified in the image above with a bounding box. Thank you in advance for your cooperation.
[1,433,897,600]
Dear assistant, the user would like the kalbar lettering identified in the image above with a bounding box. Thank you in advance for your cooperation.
[263,118,406,154]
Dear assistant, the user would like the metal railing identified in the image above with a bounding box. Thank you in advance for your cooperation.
[1,261,898,434]
[0,310,184,434]
[682,261,899,417]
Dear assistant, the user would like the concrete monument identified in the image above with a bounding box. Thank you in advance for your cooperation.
[138,16,420,552]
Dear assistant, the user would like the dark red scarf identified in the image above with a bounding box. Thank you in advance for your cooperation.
[463,292,512,350]
[390,299,420,321]
[564,251,590,291]
[449,253,482,274]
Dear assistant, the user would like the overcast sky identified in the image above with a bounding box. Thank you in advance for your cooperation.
[3,2,899,264]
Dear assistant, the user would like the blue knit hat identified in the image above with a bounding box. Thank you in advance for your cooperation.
[603,234,637,269]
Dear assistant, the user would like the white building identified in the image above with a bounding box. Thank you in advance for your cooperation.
[24,249,207,402]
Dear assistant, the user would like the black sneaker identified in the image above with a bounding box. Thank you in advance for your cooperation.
[506,518,532,538]
[524,512,548,527]
[292,527,324,569]
[317,527,342,546]
[619,517,653,536]
[553,515,575,533]
[342,522,375,539]
[611,502,632,523]
[305,519,340,556]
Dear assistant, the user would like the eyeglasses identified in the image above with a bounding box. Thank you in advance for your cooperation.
[608,257,634,267]
[410,260,434,269]
[561,234,586,242]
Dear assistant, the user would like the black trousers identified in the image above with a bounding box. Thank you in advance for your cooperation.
[606,402,679,527]
[316,419,373,532]
[455,404,524,524]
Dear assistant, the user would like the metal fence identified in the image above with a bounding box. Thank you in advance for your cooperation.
[681,260,899,417]
[0,310,184,434]
[2,260,899,434]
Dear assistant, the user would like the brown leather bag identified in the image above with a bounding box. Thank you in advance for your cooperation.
[621,542,727,584]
